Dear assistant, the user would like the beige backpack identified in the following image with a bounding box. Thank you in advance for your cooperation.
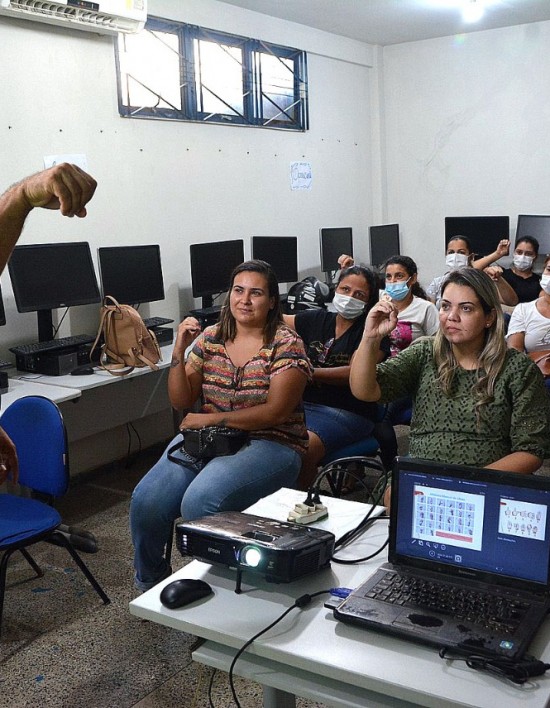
[91,296,161,375]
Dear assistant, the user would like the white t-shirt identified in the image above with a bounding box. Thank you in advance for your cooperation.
[506,300,550,351]
[379,294,439,356]
[426,273,449,307]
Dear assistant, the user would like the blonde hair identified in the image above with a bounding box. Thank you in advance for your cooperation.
[433,268,506,426]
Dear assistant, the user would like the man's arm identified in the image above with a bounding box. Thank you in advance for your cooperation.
[0,163,97,273]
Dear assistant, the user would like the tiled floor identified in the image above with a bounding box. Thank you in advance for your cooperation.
[0,439,350,708]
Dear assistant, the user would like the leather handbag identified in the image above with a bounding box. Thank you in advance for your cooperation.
[528,350,550,378]
[169,426,249,462]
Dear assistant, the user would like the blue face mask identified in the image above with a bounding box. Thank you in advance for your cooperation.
[385,278,411,301]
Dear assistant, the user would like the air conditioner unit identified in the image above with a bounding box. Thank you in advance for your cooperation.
[0,0,147,35]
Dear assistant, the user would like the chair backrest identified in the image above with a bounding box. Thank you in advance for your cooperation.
[0,395,68,498]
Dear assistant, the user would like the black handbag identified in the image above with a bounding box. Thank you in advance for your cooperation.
[178,426,249,460]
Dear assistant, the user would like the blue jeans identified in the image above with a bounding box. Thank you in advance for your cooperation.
[130,435,301,591]
[304,402,374,454]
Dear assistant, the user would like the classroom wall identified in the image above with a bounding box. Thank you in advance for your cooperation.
[0,0,378,472]
[382,21,550,286]
[0,0,378,359]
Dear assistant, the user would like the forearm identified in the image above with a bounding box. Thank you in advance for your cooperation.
[485,451,542,474]
[168,357,197,410]
[473,252,499,270]
[495,277,518,306]
[0,182,33,273]
[312,366,350,386]
[188,403,291,431]
[349,336,383,401]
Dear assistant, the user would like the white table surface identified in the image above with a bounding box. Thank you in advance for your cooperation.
[12,343,174,392]
[1,375,81,407]
[130,489,550,707]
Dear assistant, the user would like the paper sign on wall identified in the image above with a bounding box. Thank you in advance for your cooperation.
[290,161,312,191]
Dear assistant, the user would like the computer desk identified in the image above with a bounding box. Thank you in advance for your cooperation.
[1,374,82,407]
[129,489,550,708]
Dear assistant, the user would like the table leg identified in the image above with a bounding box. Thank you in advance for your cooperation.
[263,685,296,708]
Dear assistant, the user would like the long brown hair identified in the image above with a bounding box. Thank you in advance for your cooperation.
[434,268,506,425]
[215,259,282,343]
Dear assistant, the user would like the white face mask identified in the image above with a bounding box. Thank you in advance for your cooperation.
[541,274,550,294]
[445,253,469,270]
[332,292,366,320]
[513,254,535,271]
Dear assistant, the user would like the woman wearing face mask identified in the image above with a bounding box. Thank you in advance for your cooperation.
[427,236,512,307]
[507,255,550,389]
[485,236,541,305]
[382,255,439,356]
[283,265,393,488]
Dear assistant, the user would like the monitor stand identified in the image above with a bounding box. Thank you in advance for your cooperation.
[37,309,55,342]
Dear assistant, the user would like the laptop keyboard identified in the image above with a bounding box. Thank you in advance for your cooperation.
[367,571,530,634]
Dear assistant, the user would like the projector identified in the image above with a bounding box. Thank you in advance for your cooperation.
[176,511,335,590]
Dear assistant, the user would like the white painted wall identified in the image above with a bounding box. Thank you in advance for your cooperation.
[382,21,550,287]
[0,0,377,359]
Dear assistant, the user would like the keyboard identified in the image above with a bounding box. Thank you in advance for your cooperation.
[368,572,529,634]
[189,306,222,319]
[143,316,174,329]
[10,334,96,356]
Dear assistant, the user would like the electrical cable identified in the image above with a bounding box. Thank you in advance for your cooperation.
[228,589,331,708]
[439,647,550,684]
[51,307,69,338]
[207,667,217,707]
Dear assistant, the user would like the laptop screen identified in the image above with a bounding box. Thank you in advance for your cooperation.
[391,459,550,587]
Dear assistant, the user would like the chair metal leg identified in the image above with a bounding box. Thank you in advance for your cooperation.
[20,548,44,578]
[49,531,110,605]
[165,522,175,568]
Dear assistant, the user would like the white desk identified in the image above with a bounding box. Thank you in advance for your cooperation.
[1,375,81,408]
[14,343,174,392]
[130,490,550,708]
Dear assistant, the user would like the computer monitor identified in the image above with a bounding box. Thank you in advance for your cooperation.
[98,245,165,306]
[190,240,245,308]
[319,227,353,275]
[251,237,298,283]
[516,215,550,255]
[444,216,509,257]
[369,224,400,268]
[8,242,101,341]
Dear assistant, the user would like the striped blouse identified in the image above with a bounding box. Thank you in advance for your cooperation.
[187,324,312,456]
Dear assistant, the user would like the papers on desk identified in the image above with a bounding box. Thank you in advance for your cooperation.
[246,487,385,543]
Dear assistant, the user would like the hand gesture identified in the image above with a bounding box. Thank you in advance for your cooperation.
[484,265,502,281]
[495,239,510,258]
[0,426,18,485]
[338,253,354,270]
[363,300,398,339]
[21,163,97,218]
[174,317,202,354]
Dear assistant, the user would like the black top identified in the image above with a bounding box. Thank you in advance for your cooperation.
[501,269,541,303]
[294,309,389,418]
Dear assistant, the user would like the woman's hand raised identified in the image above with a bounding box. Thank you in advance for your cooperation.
[363,300,399,340]
[174,317,202,355]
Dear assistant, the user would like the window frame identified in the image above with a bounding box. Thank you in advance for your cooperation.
[115,16,309,132]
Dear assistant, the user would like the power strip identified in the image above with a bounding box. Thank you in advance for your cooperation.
[287,501,329,525]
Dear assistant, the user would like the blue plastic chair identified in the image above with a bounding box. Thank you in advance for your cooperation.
[0,396,110,638]
[319,405,396,497]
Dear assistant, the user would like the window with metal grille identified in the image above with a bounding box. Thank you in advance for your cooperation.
[116,16,309,131]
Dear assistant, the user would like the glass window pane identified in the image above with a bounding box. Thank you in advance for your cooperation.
[195,40,243,117]
[119,31,181,111]
[259,53,295,123]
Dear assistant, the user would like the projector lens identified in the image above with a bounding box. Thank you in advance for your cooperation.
[241,545,262,568]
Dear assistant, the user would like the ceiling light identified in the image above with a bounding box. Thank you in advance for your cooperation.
[462,0,485,23]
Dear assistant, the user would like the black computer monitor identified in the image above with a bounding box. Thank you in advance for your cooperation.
[98,245,165,306]
[319,227,353,275]
[516,215,550,255]
[251,237,298,283]
[8,242,101,341]
[369,224,400,268]
[444,216,509,257]
[190,240,245,308]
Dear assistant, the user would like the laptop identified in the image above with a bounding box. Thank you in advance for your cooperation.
[334,457,550,659]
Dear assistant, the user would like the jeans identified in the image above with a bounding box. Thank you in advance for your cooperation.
[304,401,374,453]
[130,435,301,591]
